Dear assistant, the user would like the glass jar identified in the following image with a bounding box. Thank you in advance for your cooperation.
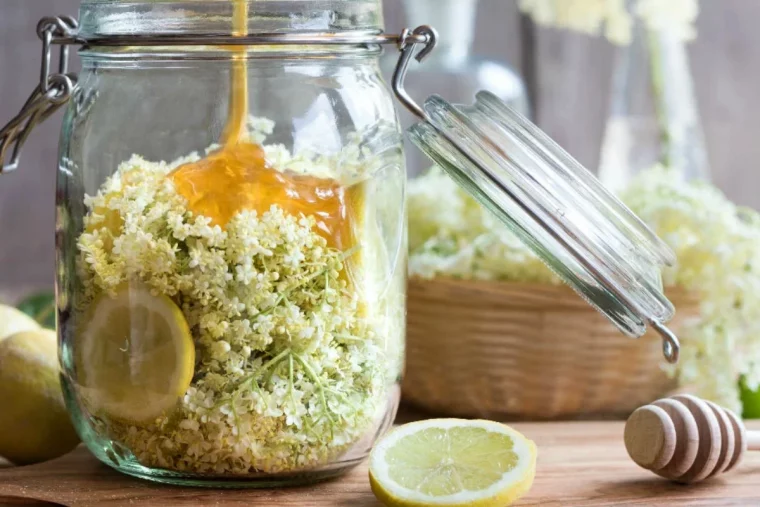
[1,0,684,489]
[8,0,406,486]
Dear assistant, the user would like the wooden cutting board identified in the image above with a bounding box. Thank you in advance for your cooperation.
[1,421,759,506]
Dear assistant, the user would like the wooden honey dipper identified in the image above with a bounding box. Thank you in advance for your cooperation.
[624,394,760,483]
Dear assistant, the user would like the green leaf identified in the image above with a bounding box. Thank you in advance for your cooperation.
[17,292,56,330]
[740,376,760,419]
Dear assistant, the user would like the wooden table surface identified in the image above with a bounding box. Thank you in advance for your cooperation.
[1,421,759,507]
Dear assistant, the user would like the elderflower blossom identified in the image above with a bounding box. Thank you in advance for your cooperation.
[408,167,559,284]
[518,0,699,45]
[634,0,699,42]
[409,164,760,412]
[622,166,760,412]
[75,120,404,475]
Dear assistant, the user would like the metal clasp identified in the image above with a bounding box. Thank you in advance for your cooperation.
[0,16,79,174]
[391,26,438,121]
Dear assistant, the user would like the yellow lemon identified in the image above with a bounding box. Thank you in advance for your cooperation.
[0,304,41,341]
[369,419,537,507]
[75,284,195,424]
[0,329,79,465]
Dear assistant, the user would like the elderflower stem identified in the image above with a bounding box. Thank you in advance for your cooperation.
[288,354,296,408]
[254,246,358,321]
[215,348,293,410]
[292,352,336,425]
[647,29,672,168]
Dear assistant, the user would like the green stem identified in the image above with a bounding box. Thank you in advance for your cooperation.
[292,352,335,425]
[231,390,242,436]
[251,245,359,322]
[249,377,268,409]
[254,348,291,382]
[647,29,672,168]
[334,334,365,344]
[325,386,359,412]
[288,354,296,408]
[214,348,292,410]
[261,349,291,386]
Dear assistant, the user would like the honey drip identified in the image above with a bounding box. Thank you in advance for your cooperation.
[220,0,249,147]
[170,143,359,250]
[169,0,361,251]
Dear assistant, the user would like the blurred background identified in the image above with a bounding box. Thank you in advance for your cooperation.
[1,0,760,295]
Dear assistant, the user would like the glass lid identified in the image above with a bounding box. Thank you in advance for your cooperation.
[394,28,681,363]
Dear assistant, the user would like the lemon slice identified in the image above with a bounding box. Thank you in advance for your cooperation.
[369,419,537,507]
[76,284,195,424]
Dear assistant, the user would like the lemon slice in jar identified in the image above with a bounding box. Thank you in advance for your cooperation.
[75,284,195,424]
[369,419,537,507]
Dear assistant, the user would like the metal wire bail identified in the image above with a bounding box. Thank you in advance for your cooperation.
[391,26,439,120]
[0,16,78,174]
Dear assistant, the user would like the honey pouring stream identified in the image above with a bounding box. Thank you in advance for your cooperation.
[168,0,363,252]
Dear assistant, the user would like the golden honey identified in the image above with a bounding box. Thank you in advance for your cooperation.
[168,0,360,251]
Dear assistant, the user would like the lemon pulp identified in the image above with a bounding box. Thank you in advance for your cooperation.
[388,426,519,494]
[75,284,195,423]
[370,419,537,507]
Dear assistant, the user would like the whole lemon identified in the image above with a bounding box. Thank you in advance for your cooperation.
[0,304,40,341]
[0,329,80,465]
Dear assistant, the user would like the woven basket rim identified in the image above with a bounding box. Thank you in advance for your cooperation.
[408,276,700,311]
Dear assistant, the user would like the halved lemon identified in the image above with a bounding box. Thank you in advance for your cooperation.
[75,284,195,424]
[369,419,537,507]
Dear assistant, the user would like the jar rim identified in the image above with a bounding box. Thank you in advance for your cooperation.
[77,0,384,39]
[77,44,384,64]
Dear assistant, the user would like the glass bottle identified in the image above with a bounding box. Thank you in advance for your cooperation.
[390,0,529,176]
[598,18,710,192]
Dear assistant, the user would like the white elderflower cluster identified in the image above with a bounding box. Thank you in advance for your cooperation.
[622,165,760,412]
[408,164,760,412]
[408,167,559,284]
[634,0,699,41]
[76,121,403,475]
[518,0,699,45]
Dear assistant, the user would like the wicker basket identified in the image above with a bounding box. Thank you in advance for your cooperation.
[403,277,700,420]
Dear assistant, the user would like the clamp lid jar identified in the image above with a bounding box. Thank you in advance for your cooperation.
[3,0,409,487]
